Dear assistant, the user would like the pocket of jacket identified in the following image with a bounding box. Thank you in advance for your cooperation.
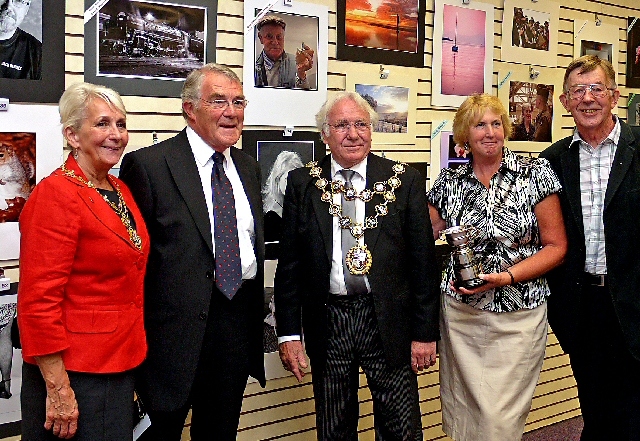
[66,310,119,333]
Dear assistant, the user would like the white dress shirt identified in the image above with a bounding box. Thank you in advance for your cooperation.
[186,126,257,280]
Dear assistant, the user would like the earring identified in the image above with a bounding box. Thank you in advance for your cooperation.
[73,149,79,159]
[464,142,470,151]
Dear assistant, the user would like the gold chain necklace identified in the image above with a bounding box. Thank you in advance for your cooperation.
[60,163,142,251]
[306,161,407,274]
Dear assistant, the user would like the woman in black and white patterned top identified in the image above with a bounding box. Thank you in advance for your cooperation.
[427,94,567,441]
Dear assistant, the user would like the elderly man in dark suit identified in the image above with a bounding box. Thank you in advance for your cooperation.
[275,91,440,440]
[120,63,265,441]
[540,55,640,441]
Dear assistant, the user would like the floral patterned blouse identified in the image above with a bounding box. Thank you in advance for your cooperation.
[427,147,562,312]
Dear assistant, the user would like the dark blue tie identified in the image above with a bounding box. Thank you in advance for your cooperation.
[212,152,242,299]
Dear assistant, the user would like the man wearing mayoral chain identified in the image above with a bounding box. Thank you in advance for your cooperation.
[274,91,440,440]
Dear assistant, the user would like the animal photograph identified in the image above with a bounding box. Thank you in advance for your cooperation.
[0,133,36,223]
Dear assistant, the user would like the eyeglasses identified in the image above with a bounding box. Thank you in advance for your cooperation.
[199,98,248,110]
[566,84,615,100]
[10,0,31,6]
[325,121,371,134]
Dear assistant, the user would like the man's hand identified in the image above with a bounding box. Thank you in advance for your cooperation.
[410,341,437,374]
[295,43,314,79]
[278,340,309,382]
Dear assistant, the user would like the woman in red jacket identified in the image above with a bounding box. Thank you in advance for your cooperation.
[18,82,149,440]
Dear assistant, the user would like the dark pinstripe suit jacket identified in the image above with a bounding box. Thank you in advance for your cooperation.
[274,153,440,371]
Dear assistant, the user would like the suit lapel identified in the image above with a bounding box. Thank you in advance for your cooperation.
[165,131,214,253]
[364,154,386,253]
[310,155,334,262]
[559,142,585,237]
[605,123,637,210]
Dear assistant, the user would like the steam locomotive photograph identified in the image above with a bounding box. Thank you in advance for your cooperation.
[97,0,206,79]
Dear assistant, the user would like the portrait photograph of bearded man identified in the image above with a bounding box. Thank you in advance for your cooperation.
[0,0,41,80]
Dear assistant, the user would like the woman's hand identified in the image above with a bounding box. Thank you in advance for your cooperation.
[35,354,79,439]
[44,383,79,439]
[450,271,511,296]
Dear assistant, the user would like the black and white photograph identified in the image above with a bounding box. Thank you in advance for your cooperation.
[0,0,41,80]
[0,0,64,102]
[0,284,20,437]
[252,11,319,91]
[97,0,206,80]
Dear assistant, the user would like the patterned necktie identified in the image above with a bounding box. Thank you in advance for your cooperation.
[339,169,369,296]
[212,152,242,299]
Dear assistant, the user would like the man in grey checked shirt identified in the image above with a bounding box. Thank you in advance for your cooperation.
[540,55,640,441]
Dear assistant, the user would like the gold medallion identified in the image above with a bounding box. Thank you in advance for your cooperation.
[346,244,372,275]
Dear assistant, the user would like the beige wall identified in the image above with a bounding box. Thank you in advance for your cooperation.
[4,0,640,439]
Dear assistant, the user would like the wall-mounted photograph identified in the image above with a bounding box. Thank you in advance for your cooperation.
[431,0,494,107]
[627,17,640,89]
[96,0,206,79]
[573,20,619,85]
[84,0,217,98]
[0,104,62,261]
[251,12,319,91]
[0,0,64,102]
[508,81,554,143]
[497,68,564,153]
[355,84,408,134]
[501,0,559,67]
[242,0,328,126]
[347,68,418,144]
[336,0,425,67]
[629,94,640,125]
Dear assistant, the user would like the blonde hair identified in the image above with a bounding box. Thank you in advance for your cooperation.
[452,94,512,146]
[59,82,127,133]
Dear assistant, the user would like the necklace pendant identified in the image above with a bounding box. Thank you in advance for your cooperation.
[392,163,406,174]
[310,166,322,177]
[373,182,386,194]
[388,176,401,189]
[384,191,396,202]
[344,188,357,200]
[316,178,328,189]
[364,216,378,229]
[346,244,372,275]
[331,181,343,193]
[329,203,342,216]
[360,189,373,202]
[350,223,364,238]
[375,204,388,216]
[339,216,352,229]
[321,191,332,202]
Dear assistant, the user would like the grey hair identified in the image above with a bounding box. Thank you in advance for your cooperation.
[181,63,242,120]
[315,92,379,137]
[262,150,304,216]
[59,82,127,133]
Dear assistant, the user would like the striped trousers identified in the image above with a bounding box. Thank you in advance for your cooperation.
[311,294,422,441]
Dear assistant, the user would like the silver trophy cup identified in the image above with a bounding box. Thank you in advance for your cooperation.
[440,226,486,289]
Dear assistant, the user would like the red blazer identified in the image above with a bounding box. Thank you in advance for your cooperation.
[18,155,149,373]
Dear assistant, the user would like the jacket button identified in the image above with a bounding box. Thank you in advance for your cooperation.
[206,271,214,279]
[199,311,208,320]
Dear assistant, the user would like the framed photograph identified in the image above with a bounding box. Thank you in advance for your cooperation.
[0,285,21,437]
[84,0,216,98]
[0,104,63,261]
[347,68,419,145]
[573,20,619,85]
[0,0,65,103]
[335,0,425,67]
[431,0,494,107]
[627,17,640,89]
[242,129,324,381]
[428,120,469,188]
[629,94,640,126]
[497,67,564,152]
[501,0,559,67]
[243,0,328,127]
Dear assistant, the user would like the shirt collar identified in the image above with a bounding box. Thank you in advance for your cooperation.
[186,126,232,166]
[261,51,282,70]
[569,115,621,149]
[330,155,368,181]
